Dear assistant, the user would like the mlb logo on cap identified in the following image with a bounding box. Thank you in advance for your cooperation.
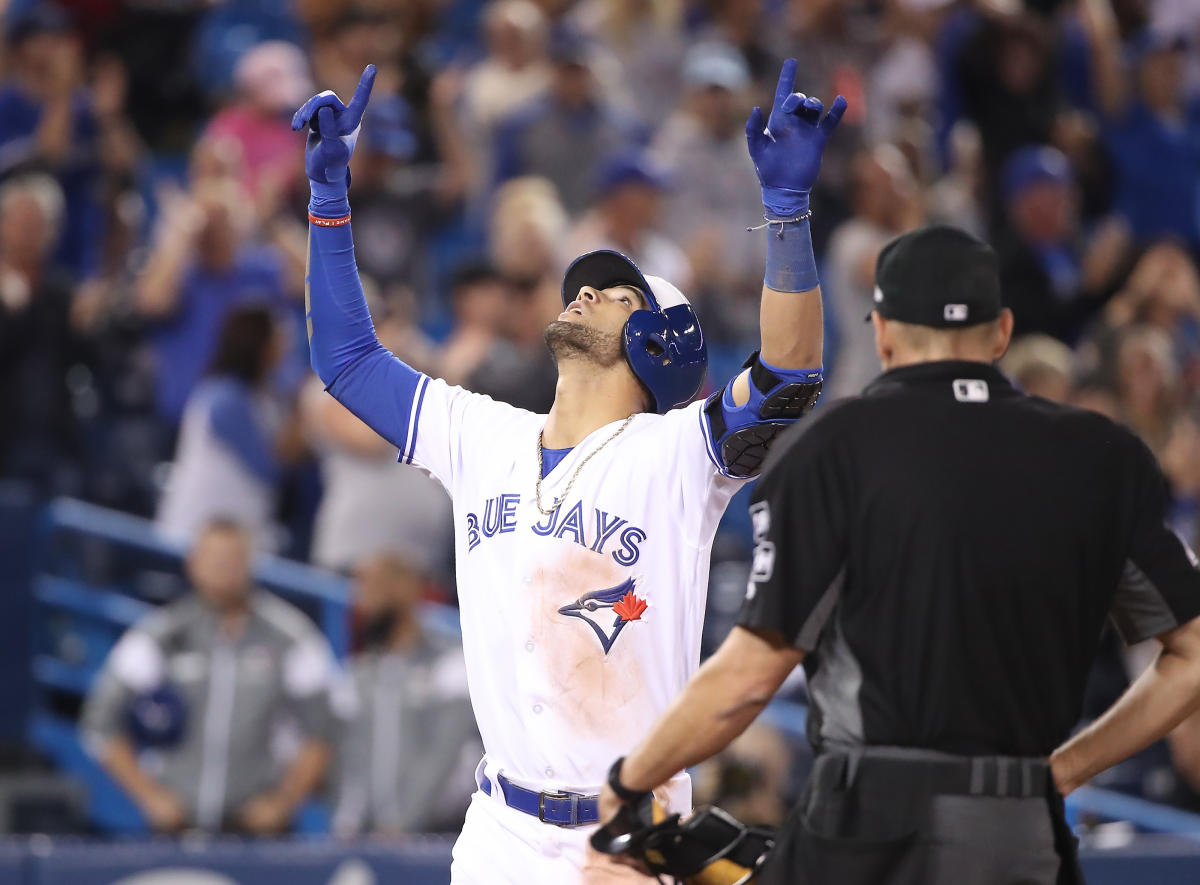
[944,304,969,322]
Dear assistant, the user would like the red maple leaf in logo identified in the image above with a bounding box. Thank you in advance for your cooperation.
[613,590,647,622]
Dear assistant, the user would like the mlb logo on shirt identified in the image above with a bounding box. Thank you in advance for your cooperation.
[944,303,969,322]
[953,379,989,403]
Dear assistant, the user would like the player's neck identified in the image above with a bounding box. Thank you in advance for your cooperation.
[543,364,645,448]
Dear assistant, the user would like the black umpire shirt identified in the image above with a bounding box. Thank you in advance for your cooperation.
[739,359,1200,758]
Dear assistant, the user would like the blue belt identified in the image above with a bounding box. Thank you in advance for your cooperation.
[480,771,600,827]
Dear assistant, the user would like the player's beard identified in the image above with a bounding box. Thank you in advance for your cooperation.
[544,320,624,369]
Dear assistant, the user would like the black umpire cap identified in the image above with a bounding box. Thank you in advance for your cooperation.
[869,224,1003,328]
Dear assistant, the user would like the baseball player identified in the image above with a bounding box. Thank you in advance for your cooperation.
[294,61,845,883]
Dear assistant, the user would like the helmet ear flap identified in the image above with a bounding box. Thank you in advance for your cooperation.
[623,304,707,413]
[644,333,666,359]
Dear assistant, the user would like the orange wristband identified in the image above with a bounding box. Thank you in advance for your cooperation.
[308,212,352,227]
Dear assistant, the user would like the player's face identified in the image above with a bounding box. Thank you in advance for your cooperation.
[545,284,647,367]
[557,284,646,336]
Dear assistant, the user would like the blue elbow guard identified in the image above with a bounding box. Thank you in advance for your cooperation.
[704,353,823,477]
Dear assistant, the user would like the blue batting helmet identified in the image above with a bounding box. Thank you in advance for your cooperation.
[561,250,707,413]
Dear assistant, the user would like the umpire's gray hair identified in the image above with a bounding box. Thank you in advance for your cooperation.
[0,173,66,240]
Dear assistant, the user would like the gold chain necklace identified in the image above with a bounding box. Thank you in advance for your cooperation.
[535,415,636,517]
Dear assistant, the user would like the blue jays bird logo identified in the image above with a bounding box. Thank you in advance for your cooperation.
[557,577,648,654]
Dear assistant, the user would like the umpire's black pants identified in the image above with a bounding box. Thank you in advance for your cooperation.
[758,746,1084,885]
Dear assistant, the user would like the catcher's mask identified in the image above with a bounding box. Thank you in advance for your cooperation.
[591,793,775,885]
[561,250,707,414]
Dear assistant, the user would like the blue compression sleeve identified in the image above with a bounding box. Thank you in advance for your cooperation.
[208,381,279,484]
[763,215,819,293]
[306,216,422,450]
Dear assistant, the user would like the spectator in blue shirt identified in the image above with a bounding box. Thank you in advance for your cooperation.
[135,167,297,427]
[0,3,103,277]
[1080,2,1200,248]
[996,145,1131,340]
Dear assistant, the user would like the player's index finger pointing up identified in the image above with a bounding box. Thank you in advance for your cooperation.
[773,58,798,112]
[345,64,378,129]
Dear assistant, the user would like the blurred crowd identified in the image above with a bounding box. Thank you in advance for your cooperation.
[1,0,1199,831]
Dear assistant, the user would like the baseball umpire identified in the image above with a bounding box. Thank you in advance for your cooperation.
[593,224,1200,885]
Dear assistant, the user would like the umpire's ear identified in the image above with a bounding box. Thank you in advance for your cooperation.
[871,311,892,369]
[991,308,1015,362]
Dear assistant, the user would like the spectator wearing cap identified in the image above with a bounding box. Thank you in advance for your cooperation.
[82,519,337,834]
[1080,1,1200,249]
[651,42,765,338]
[561,150,690,290]
[203,41,312,206]
[996,145,1129,341]
[491,26,644,216]
[0,2,106,277]
[332,552,479,835]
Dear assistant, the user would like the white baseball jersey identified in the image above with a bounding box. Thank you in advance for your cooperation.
[398,374,745,806]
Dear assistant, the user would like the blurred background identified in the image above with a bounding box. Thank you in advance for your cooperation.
[0,0,1198,881]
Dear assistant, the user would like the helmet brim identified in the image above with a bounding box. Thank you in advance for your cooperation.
[561,250,660,312]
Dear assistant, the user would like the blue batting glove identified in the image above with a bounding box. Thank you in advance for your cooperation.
[746,59,847,219]
[291,65,377,214]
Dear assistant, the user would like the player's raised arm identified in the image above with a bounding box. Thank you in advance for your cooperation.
[700,62,845,478]
[293,66,422,450]
[747,59,845,374]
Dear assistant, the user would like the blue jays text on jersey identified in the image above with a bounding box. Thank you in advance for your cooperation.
[464,493,646,566]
